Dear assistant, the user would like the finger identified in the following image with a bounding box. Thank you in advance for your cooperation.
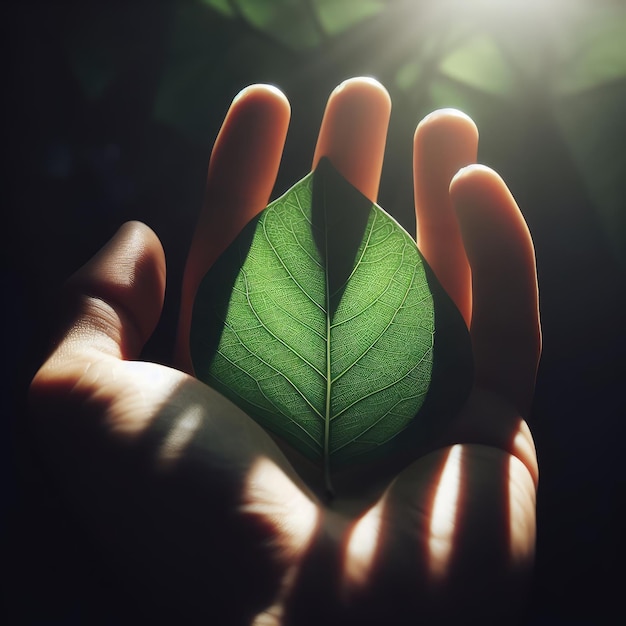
[176,85,290,371]
[450,165,541,415]
[414,109,478,325]
[341,443,536,623]
[312,77,391,202]
[35,221,166,371]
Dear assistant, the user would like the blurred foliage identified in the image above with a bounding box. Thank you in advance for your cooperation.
[200,0,385,47]
[555,7,626,94]
[40,0,626,268]
[37,0,626,267]
[64,1,626,112]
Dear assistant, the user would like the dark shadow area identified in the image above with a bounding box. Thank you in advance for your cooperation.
[311,157,372,318]
[397,254,474,448]
[337,418,528,625]
[11,375,296,626]
[190,214,258,379]
[284,433,523,625]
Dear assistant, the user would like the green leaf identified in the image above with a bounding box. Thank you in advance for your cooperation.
[191,159,472,487]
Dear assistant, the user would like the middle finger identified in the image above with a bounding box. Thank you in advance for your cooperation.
[312,77,391,203]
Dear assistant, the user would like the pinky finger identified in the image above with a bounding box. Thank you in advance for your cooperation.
[450,165,541,416]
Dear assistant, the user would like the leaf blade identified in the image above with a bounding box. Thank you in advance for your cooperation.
[191,159,472,480]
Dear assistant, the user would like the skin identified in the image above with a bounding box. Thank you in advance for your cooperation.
[29,78,540,625]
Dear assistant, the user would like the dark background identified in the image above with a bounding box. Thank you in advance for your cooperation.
[2,1,625,623]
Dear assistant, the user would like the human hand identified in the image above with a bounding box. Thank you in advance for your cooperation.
[29,78,540,625]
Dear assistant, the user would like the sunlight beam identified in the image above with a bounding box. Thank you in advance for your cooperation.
[157,403,204,466]
[428,444,463,582]
[342,498,385,591]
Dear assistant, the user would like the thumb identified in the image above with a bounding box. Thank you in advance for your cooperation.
[38,221,166,372]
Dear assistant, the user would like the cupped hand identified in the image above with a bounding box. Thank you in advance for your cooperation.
[29,78,540,625]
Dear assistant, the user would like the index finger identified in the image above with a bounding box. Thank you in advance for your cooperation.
[175,85,291,372]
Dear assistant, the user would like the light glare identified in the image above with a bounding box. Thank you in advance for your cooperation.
[428,444,463,581]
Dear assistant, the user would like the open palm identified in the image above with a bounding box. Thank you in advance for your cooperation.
[29,79,540,625]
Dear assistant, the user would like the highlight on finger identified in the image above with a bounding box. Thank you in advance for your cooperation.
[312,77,391,203]
[450,165,541,415]
[176,84,291,372]
[414,109,478,326]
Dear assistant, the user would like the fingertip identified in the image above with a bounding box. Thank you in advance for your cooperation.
[69,220,166,351]
[449,163,499,195]
[119,220,167,288]
[123,221,167,331]
[414,109,478,157]
[449,165,531,245]
[416,107,477,133]
[450,164,535,265]
[330,76,392,110]
[231,83,291,119]
[313,76,391,201]
[216,84,291,170]
[73,220,164,287]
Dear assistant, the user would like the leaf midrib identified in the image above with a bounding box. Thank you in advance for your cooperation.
[323,175,332,494]
[330,239,419,385]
